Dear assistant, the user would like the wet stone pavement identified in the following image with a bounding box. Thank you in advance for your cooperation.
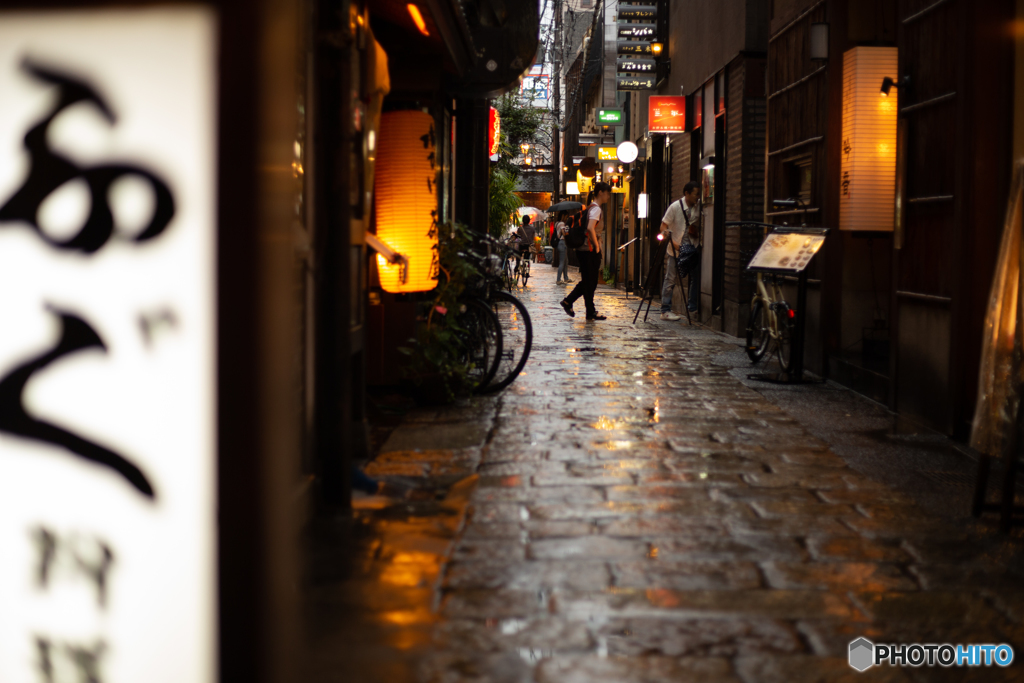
[304,268,1024,683]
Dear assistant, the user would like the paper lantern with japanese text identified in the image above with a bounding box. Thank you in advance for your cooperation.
[374,110,439,292]
[839,47,898,231]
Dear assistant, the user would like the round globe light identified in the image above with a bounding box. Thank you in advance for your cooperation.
[617,141,638,164]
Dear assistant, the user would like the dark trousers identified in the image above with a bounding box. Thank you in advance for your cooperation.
[566,250,600,316]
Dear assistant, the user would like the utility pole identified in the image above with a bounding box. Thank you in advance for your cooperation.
[553,0,561,202]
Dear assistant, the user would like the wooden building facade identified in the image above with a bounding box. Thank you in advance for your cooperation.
[767,0,1017,436]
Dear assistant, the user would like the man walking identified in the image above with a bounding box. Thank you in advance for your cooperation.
[659,181,700,321]
[561,182,610,321]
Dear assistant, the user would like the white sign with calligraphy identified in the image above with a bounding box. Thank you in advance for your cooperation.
[0,8,217,683]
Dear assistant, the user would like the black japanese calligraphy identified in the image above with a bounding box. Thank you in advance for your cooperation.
[36,636,107,683]
[32,527,115,608]
[138,307,180,348]
[0,308,155,498]
[0,59,175,253]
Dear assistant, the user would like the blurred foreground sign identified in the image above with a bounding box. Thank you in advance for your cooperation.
[0,7,217,683]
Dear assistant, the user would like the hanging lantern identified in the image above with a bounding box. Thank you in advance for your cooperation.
[374,110,439,292]
[839,46,898,231]
[488,106,501,157]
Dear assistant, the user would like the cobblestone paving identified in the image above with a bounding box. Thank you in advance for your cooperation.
[308,270,1024,683]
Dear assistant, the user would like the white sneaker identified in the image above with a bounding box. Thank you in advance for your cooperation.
[661,311,682,321]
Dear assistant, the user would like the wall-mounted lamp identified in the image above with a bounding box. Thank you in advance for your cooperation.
[650,42,664,57]
[562,165,568,172]
[407,4,430,36]
[701,155,716,170]
[520,142,531,153]
[617,165,624,174]
[524,156,533,165]
[880,75,910,97]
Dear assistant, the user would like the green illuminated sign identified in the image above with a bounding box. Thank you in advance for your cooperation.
[597,108,623,125]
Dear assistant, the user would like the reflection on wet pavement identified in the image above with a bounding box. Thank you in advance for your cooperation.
[304,273,1024,682]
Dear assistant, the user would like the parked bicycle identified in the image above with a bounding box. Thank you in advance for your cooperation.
[745,270,794,371]
[462,233,533,392]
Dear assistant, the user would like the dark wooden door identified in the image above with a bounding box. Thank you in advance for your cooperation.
[893,0,1013,434]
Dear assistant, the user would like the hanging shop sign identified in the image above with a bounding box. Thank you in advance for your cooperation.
[839,46,898,231]
[617,141,639,163]
[578,133,601,146]
[375,111,440,292]
[617,41,652,55]
[618,5,657,20]
[617,24,655,40]
[616,75,656,91]
[648,95,687,133]
[488,106,501,158]
[616,58,656,74]
[0,8,218,683]
[597,108,623,126]
[597,146,618,161]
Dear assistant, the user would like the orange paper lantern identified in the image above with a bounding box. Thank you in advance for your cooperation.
[374,110,439,292]
[839,47,898,231]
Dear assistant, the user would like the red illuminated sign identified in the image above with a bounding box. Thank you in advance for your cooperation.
[648,96,686,133]
[488,106,500,156]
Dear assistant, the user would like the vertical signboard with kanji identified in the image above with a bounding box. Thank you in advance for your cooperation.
[0,7,217,683]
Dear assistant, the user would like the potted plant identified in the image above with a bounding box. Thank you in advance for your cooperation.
[398,222,484,405]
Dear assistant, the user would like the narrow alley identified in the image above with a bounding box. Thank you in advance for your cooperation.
[304,274,1024,683]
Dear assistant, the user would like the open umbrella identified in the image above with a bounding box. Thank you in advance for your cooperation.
[517,206,548,222]
[547,201,583,213]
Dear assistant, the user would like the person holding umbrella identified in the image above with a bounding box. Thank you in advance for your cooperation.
[553,211,572,284]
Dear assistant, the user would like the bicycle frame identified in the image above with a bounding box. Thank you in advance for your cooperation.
[753,272,786,342]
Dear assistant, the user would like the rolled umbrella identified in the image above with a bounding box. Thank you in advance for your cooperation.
[547,201,583,213]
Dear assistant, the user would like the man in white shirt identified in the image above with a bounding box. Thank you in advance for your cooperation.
[561,182,610,321]
[658,181,700,320]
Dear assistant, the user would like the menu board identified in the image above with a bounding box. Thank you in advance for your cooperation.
[747,231,826,272]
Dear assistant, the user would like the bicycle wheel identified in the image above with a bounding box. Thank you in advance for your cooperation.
[776,307,794,371]
[454,298,502,390]
[484,291,533,393]
[502,260,514,292]
[745,300,770,363]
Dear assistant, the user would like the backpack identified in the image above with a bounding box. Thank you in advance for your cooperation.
[565,210,589,249]
[550,225,560,248]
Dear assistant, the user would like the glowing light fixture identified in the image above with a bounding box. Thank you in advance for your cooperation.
[840,47,898,231]
[616,140,639,163]
[407,4,430,36]
[488,106,501,157]
[638,193,648,218]
[651,42,664,56]
[566,181,579,195]
[374,110,439,292]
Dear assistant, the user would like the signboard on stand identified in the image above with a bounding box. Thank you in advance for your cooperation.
[747,231,826,272]
[0,8,217,683]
